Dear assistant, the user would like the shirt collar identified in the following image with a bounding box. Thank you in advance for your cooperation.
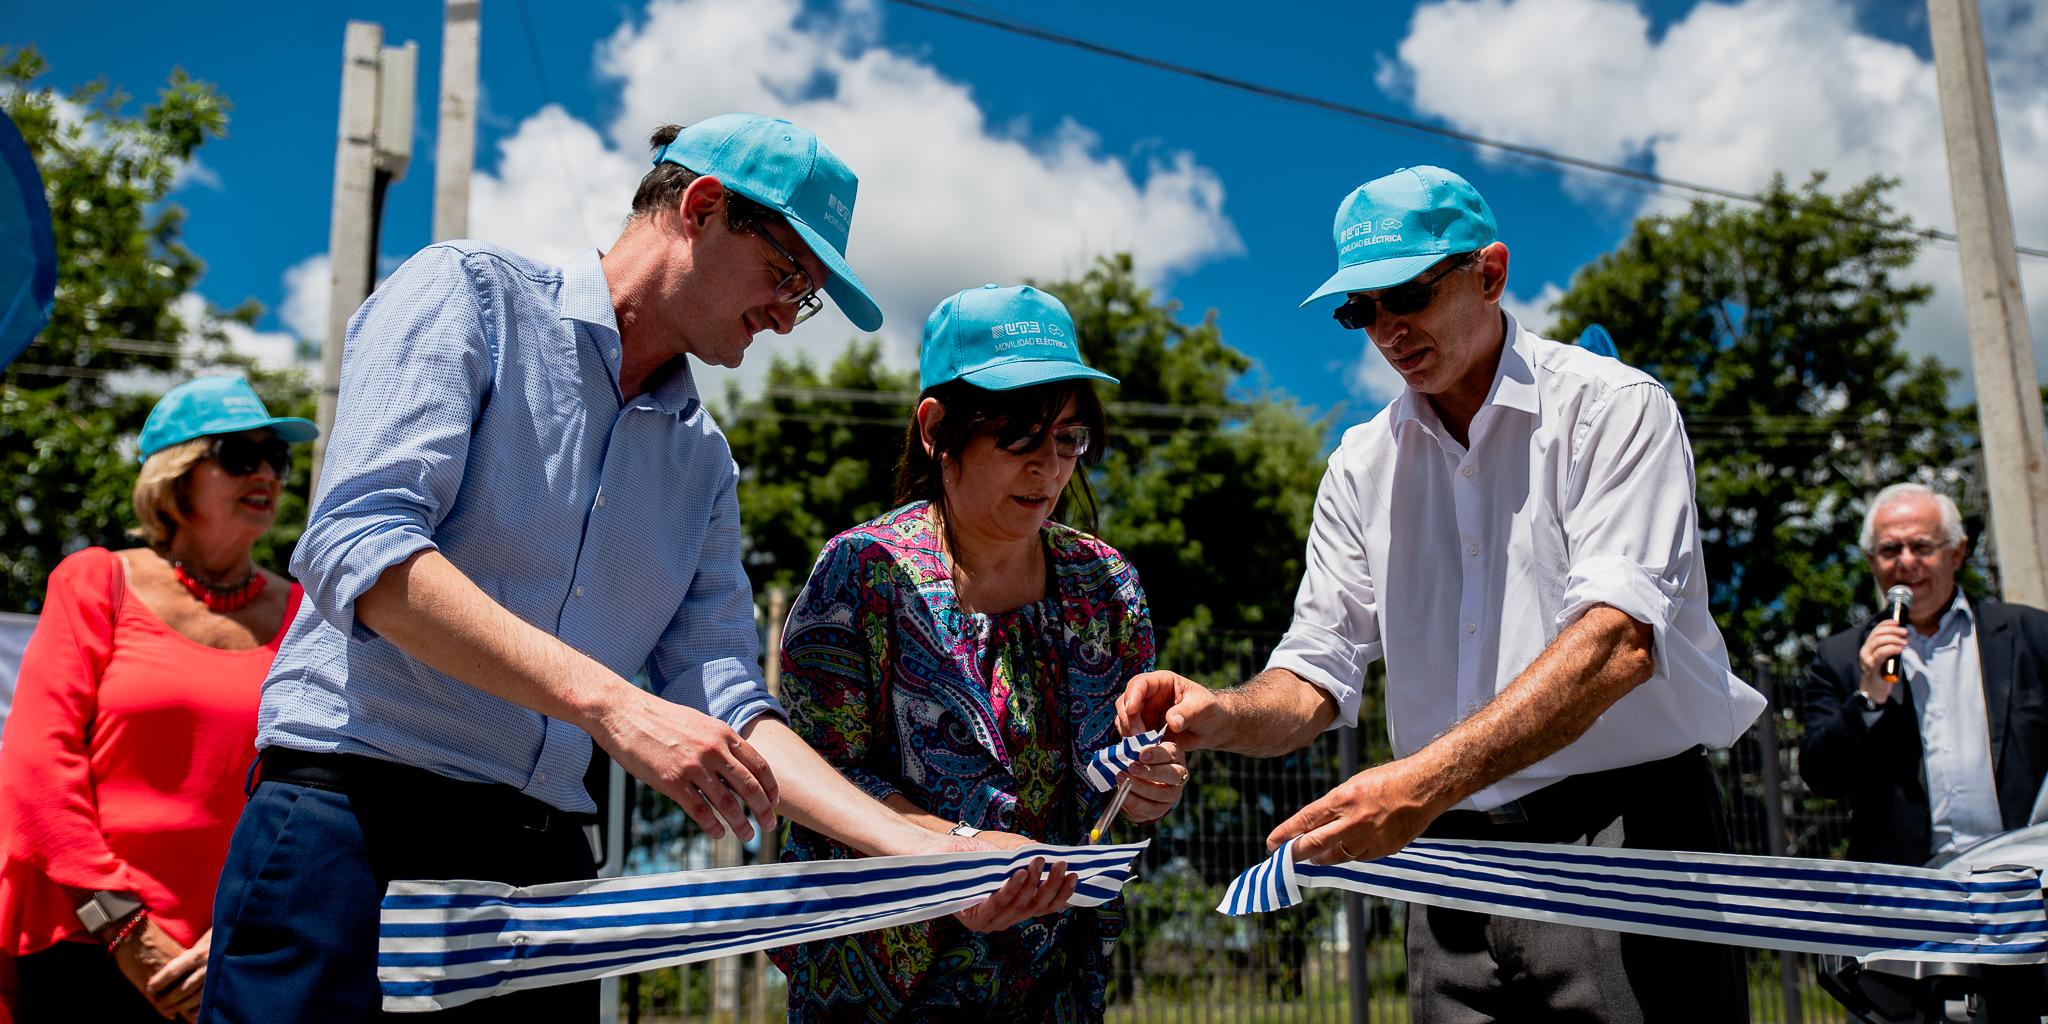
[563,249,700,418]
[559,249,617,332]
[1390,311,1538,443]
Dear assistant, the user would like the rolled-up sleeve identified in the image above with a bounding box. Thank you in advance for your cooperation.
[647,461,780,731]
[1266,452,1382,728]
[1555,381,1696,665]
[290,247,494,641]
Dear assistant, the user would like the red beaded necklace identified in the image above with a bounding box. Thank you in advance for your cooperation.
[171,559,267,612]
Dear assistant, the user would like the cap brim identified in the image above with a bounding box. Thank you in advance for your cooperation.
[1299,252,1447,308]
[253,416,320,444]
[957,360,1119,391]
[787,217,883,333]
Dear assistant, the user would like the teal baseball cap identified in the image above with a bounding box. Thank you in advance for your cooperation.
[136,375,318,462]
[654,113,883,332]
[919,284,1118,392]
[1301,166,1498,307]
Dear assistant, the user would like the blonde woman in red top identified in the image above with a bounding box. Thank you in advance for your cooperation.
[0,377,314,1022]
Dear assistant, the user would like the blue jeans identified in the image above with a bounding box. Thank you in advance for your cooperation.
[198,751,598,1022]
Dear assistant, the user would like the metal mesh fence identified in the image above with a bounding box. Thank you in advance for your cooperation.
[618,639,1855,1023]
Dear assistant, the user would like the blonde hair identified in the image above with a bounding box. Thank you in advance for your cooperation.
[130,437,213,546]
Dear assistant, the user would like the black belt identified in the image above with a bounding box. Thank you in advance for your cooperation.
[255,747,585,833]
[1438,745,1710,829]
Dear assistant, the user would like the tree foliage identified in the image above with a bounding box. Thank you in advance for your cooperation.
[1549,174,1972,662]
[0,47,313,611]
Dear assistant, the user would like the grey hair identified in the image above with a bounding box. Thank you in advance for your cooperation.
[1859,482,1966,552]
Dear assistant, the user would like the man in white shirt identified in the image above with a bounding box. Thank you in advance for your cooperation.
[1802,483,2048,866]
[1118,166,1765,1020]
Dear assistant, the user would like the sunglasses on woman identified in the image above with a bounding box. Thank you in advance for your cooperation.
[209,434,291,476]
[998,425,1092,460]
[1331,250,1483,331]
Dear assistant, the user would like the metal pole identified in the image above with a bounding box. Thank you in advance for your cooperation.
[1750,657,1800,1024]
[1339,725,1368,1024]
[1928,0,2048,608]
[432,0,480,242]
[312,23,384,498]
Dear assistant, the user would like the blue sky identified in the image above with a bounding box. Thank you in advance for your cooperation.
[12,0,2047,423]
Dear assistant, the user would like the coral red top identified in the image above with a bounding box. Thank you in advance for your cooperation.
[0,547,299,954]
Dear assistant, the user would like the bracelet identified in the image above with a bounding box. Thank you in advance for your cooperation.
[104,909,149,954]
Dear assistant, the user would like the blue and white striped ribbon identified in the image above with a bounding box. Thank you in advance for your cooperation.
[1220,838,2048,965]
[378,841,1148,1012]
[1082,728,1167,793]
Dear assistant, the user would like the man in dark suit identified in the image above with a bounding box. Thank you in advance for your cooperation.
[1802,483,2048,867]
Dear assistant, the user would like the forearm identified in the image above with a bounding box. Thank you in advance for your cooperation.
[739,717,935,857]
[1214,668,1340,758]
[1403,604,1655,813]
[353,549,630,733]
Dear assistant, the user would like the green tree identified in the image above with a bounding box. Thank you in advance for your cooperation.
[720,340,919,599]
[0,47,313,611]
[1549,174,1972,663]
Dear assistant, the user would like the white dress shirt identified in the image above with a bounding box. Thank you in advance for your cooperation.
[1901,591,2003,854]
[1267,316,1766,811]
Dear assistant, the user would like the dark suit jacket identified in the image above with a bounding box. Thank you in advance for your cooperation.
[1801,594,2048,865]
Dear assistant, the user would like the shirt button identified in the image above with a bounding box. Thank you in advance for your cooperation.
[536,771,548,784]
[595,494,607,508]
[1467,622,1477,634]
[612,348,621,360]
[1462,466,1475,477]
[574,585,585,598]
[1467,544,1478,556]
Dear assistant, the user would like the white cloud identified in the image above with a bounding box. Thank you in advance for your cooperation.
[107,294,313,396]
[464,0,1241,397]
[279,253,331,343]
[1502,282,1565,338]
[1380,0,2048,398]
[1346,341,1409,406]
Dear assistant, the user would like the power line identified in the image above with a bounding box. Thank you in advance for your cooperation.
[884,0,2048,261]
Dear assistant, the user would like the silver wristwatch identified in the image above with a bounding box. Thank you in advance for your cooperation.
[75,890,144,938]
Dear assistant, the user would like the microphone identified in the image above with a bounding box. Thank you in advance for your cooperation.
[1883,585,1913,683]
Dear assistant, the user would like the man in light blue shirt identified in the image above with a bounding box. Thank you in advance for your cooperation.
[201,115,1070,1023]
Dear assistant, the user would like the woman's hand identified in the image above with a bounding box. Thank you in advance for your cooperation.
[109,915,186,1020]
[953,857,1077,933]
[1117,739,1188,824]
[146,927,210,1022]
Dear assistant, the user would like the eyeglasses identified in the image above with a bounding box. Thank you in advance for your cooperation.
[1331,251,1482,331]
[1871,538,1950,562]
[743,224,824,326]
[209,434,290,476]
[999,425,1092,460]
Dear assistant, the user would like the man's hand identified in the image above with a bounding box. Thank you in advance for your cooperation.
[1117,671,1230,750]
[954,858,1077,933]
[110,916,187,1020]
[1267,758,1451,866]
[145,927,209,1022]
[594,687,778,841]
[1118,740,1189,824]
[1857,621,1909,705]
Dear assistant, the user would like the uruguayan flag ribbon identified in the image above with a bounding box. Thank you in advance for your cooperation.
[1083,728,1168,793]
[378,841,1147,1012]
[1220,838,2048,965]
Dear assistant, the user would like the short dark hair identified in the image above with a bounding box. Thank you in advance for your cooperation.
[632,124,780,231]
[894,379,1108,538]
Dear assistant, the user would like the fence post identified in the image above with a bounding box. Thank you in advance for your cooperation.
[1751,655,1801,1024]
[1339,724,1369,1024]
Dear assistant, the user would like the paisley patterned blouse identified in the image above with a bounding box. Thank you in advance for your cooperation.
[772,501,1155,1023]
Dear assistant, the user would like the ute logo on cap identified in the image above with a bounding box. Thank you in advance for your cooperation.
[988,318,1072,353]
[823,194,851,231]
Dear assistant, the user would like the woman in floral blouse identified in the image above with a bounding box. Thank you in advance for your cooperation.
[773,284,1188,1022]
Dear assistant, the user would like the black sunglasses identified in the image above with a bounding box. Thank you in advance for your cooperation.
[209,434,291,476]
[1332,251,1482,331]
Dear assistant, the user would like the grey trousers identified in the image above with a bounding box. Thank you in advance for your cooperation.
[1404,747,1750,1024]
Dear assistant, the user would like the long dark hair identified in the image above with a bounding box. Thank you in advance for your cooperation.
[893,378,1109,537]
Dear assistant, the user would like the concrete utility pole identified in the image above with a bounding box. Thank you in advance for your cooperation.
[433,0,481,242]
[1928,0,2048,607]
[313,24,415,496]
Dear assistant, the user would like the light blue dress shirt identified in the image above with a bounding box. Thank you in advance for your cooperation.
[260,242,780,813]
